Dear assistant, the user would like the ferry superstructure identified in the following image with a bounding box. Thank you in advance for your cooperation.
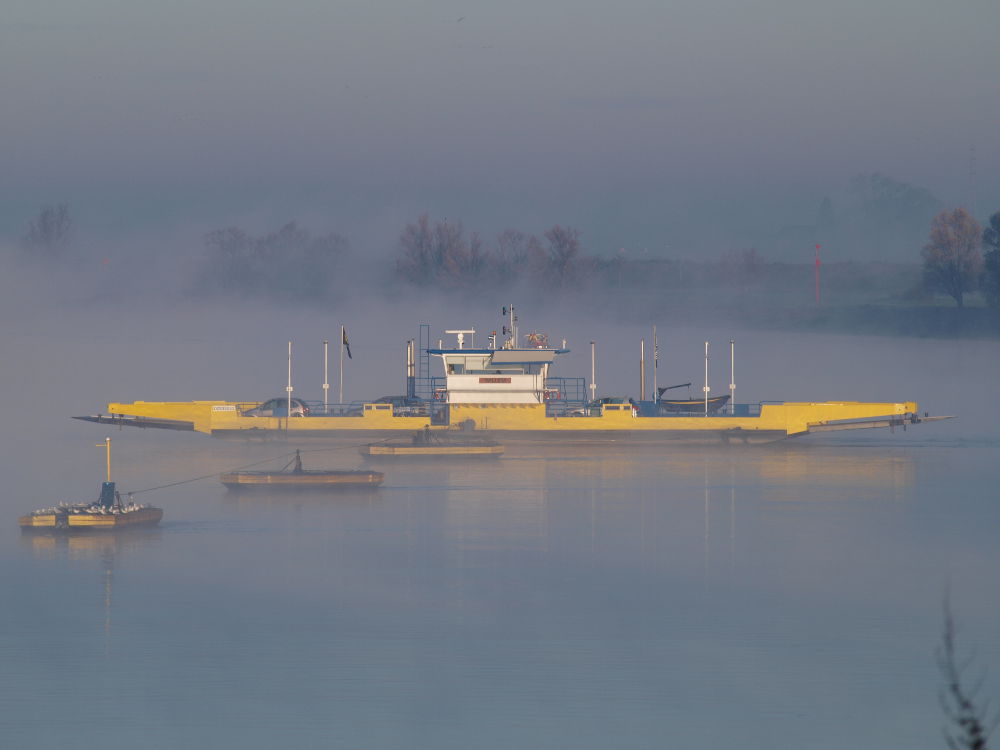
[74,310,949,444]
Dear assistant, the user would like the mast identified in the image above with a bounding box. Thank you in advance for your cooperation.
[323,340,329,413]
[99,437,111,482]
[339,325,344,405]
[501,304,518,348]
[729,339,735,416]
[640,338,645,401]
[703,341,710,417]
[590,341,597,402]
[97,436,114,510]
[406,339,415,399]
[287,341,293,426]
[652,325,658,403]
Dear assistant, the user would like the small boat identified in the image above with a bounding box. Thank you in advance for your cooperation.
[220,450,383,490]
[19,439,163,531]
[361,427,504,458]
[657,384,731,414]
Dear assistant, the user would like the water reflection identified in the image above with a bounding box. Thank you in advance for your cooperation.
[219,486,384,510]
[373,444,921,596]
[20,529,162,656]
[19,527,163,559]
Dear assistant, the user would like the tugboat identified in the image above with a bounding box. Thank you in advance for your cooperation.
[19,438,163,530]
[220,449,384,490]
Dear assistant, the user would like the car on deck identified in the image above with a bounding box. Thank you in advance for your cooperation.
[243,397,310,417]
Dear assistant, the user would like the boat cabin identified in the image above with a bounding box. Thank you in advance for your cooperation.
[428,330,568,405]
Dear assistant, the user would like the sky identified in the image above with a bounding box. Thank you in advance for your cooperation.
[2,0,999,260]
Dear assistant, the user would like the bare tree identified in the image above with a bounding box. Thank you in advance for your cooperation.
[494,229,530,281]
[543,225,581,284]
[937,597,997,750]
[922,208,983,308]
[434,219,471,287]
[396,214,436,285]
[21,204,72,257]
[396,215,488,288]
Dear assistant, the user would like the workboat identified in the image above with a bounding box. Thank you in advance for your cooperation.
[220,450,383,490]
[361,427,504,458]
[74,308,951,445]
[19,439,163,530]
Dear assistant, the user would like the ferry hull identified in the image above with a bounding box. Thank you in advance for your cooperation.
[20,507,163,530]
[77,399,936,443]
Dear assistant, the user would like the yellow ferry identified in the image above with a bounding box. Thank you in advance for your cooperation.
[74,309,950,445]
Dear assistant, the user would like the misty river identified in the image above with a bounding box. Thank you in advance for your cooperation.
[2,299,998,749]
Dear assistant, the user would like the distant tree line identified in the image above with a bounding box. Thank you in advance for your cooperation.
[12,198,1000,319]
[395,214,593,290]
[197,222,350,301]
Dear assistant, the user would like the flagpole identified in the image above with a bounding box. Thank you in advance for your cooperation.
[339,325,344,405]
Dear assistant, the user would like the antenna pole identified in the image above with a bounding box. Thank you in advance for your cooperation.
[703,341,710,417]
[104,437,111,482]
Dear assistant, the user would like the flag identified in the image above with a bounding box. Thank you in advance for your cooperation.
[342,327,352,359]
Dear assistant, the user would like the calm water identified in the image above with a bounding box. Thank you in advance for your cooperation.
[1,305,998,749]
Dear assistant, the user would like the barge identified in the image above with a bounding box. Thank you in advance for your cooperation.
[19,439,163,530]
[220,450,384,490]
